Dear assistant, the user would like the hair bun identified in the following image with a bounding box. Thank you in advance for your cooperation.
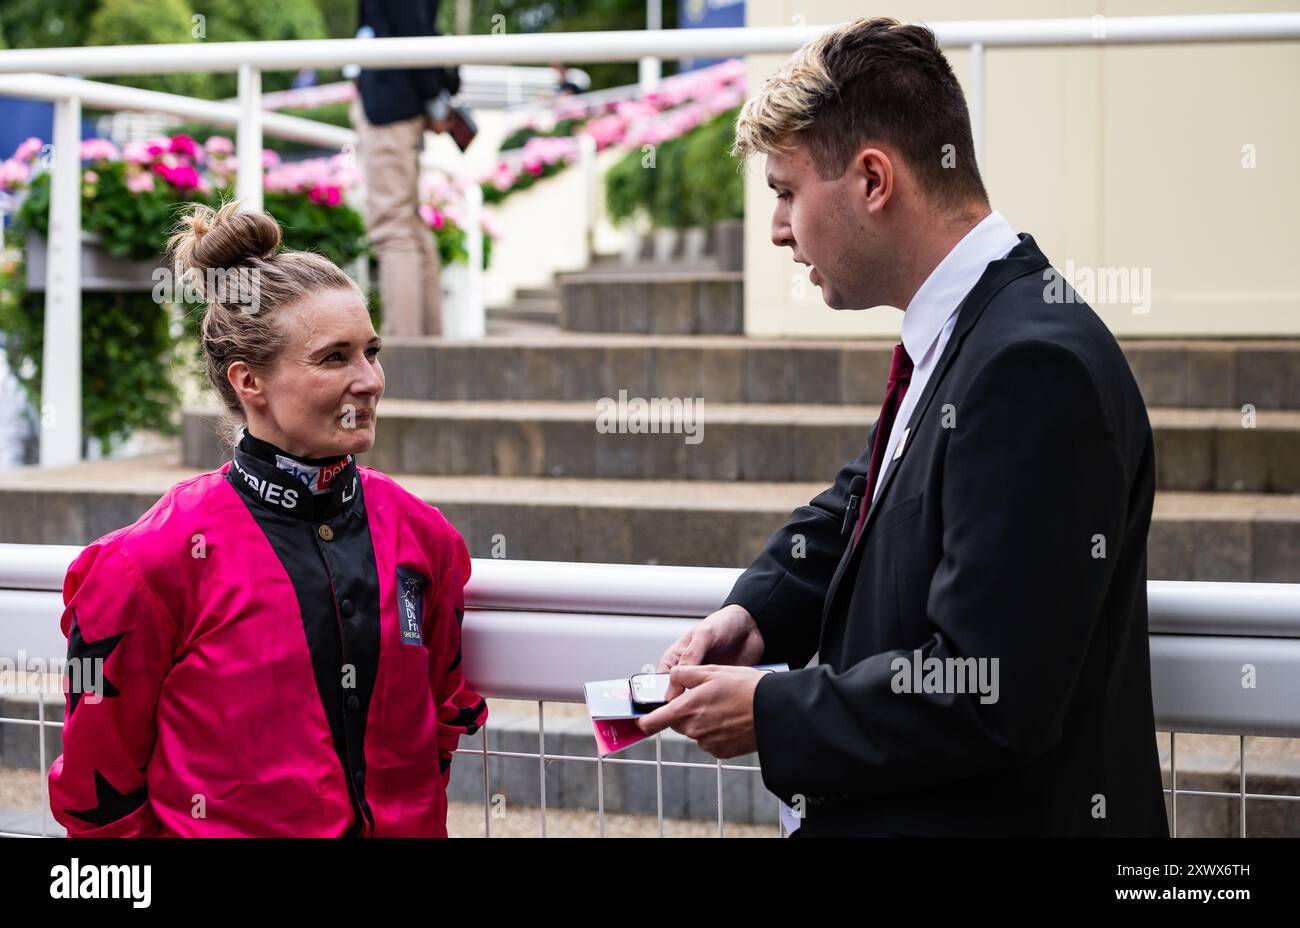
[168,199,282,281]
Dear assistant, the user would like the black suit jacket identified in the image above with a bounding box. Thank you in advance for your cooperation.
[726,234,1170,837]
[356,0,459,126]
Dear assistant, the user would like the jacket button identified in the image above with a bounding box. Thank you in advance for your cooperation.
[340,598,354,617]
[318,524,334,541]
[346,694,360,712]
[354,770,365,787]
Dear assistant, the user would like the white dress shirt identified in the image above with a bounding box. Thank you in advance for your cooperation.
[871,210,1022,505]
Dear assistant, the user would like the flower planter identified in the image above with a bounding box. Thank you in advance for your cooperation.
[621,227,644,266]
[652,227,679,263]
[681,226,708,262]
[25,230,167,293]
[714,219,744,272]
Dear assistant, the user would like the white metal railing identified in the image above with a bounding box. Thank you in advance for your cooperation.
[2,544,1300,837]
[2,12,1298,466]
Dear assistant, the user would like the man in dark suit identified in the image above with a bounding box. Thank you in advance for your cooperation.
[638,17,1169,837]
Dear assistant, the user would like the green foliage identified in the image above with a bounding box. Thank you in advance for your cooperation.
[430,220,493,271]
[199,0,330,97]
[262,190,368,266]
[649,135,703,229]
[499,117,584,153]
[0,256,182,455]
[480,158,567,205]
[85,0,213,100]
[604,105,744,229]
[450,0,679,92]
[19,167,205,262]
[0,0,97,52]
[681,106,744,223]
[604,148,651,225]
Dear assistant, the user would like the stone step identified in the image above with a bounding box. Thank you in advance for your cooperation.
[515,286,558,302]
[485,297,560,325]
[179,403,1300,493]
[0,457,1296,581]
[557,270,743,334]
[378,335,1300,410]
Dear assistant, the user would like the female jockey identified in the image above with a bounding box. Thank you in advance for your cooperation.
[48,199,486,836]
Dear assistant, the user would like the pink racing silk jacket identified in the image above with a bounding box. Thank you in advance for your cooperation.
[48,432,487,837]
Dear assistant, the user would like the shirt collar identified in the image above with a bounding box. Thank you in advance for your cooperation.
[901,210,1021,364]
[228,428,361,521]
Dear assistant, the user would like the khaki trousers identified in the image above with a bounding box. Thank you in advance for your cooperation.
[350,97,442,336]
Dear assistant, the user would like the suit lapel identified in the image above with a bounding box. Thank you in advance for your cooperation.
[816,233,1051,635]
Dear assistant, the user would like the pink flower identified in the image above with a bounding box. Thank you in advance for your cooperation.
[153,162,201,190]
[125,170,155,193]
[307,183,342,207]
[204,135,235,156]
[168,134,200,159]
[0,158,31,191]
[418,204,444,229]
[145,136,169,159]
[79,138,121,163]
[172,165,201,189]
[13,137,43,162]
[261,149,281,169]
[123,141,152,165]
[82,169,99,184]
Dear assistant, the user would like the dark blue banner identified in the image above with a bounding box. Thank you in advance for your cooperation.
[678,0,745,71]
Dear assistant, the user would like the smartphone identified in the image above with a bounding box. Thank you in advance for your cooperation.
[629,672,672,713]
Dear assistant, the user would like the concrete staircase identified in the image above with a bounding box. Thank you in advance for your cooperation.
[0,265,1298,580]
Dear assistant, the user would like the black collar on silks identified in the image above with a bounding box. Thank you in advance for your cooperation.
[228,428,361,522]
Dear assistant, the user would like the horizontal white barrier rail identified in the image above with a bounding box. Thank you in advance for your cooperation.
[1,14,1299,76]
[0,73,354,148]
[3,544,1299,732]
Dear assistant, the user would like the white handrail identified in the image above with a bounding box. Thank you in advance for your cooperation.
[0,73,354,148]
[3,545,1300,727]
[1,15,1298,75]
[3,544,1298,636]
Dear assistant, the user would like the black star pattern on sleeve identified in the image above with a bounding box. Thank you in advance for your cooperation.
[65,769,149,827]
[65,607,123,716]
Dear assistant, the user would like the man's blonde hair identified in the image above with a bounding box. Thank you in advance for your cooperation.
[733,17,988,207]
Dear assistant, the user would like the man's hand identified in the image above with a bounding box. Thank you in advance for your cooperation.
[635,665,767,759]
[655,603,765,700]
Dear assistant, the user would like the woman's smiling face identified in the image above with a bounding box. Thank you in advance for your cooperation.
[231,287,385,459]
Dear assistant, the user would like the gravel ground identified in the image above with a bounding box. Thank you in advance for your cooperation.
[0,767,775,837]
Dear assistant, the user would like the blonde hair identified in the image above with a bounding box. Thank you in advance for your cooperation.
[167,199,364,446]
[732,17,987,207]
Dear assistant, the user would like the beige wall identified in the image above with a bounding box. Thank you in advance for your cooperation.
[742,0,1300,338]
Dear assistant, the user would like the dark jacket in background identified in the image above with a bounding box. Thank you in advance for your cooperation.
[356,0,460,125]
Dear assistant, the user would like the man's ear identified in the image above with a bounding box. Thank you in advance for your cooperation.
[227,361,267,411]
[853,146,894,215]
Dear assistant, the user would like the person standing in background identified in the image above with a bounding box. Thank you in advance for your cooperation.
[351,0,459,336]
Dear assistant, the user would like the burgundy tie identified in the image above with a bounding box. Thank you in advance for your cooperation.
[852,342,914,547]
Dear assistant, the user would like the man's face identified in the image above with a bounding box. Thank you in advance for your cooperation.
[766,142,884,311]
